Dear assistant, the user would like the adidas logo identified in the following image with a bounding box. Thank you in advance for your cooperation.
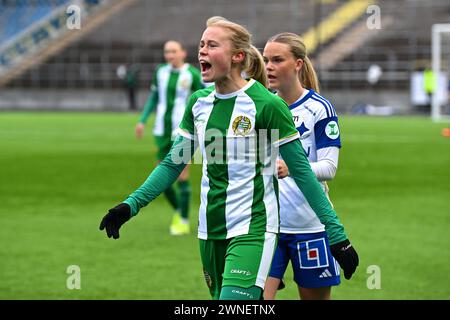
[319,269,333,278]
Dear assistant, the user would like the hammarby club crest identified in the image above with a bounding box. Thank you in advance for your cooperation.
[232,116,252,136]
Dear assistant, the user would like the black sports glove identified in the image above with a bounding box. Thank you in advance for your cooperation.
[330,239,359,280]
[99,203,131,239]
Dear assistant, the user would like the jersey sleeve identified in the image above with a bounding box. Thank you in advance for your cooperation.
[139,90,159,124]
[178,93,197,140]
[261,95,300,146]
[150,65,159,91]
[310,146,339,181]
[139,65,160,124]
[314,103,341,150]
[123,135,195,216]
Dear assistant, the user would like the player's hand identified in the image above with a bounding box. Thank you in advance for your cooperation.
[99,203,131,239]
[330,239,359,280]
[135,123,145,139]
[277,159,289,179]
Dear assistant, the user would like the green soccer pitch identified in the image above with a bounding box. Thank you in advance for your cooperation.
[0,112,449,300]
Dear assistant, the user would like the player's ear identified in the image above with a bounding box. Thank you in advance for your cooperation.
[295,58,304,73]
[232,51,245,64]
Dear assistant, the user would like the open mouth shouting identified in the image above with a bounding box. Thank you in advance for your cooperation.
[200,60,212,76]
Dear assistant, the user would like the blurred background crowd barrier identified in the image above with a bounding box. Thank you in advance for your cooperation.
[0,0,449,115]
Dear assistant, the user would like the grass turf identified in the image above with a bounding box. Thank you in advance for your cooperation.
[0,112,449,299]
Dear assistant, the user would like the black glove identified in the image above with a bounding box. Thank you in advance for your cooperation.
[99,203,131,239]
[330,239,359,280]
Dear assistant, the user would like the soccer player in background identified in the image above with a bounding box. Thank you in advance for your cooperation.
[135,40,203,235]
[100,17,358,300]
[263,33,347,300]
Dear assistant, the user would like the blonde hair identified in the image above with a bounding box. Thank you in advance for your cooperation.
[267,32,320,93]
[206,16,267,87]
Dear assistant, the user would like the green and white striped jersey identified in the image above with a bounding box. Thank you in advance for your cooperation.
[141,63,203,138]
[179,79,300,240]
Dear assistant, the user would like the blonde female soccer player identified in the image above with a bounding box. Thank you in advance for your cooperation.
[263,32,357,300]
[100,17,358,300]
[135,40,203,235]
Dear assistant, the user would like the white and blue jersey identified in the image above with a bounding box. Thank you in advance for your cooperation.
[278,89,341,234]
[269,89,341,288]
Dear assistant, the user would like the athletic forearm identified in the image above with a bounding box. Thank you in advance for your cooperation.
[279,140,347,244]
[124,135,195,216]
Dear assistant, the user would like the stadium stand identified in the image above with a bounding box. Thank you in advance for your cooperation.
[320,0,450,90]
[0,0,345,89]
[0,0,131,80]
[1,0,450,112]
[0,1,69,44]
[302,0,374,54]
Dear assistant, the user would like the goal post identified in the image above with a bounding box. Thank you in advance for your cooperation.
[431,23,450,122]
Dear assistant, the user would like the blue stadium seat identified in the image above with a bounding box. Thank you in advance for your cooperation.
[0,0,69,45]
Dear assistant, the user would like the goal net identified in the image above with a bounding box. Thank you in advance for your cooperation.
[431,24,450,122]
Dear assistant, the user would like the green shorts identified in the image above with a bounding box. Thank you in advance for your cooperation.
[154,135,172,161]
[199,232,277,300]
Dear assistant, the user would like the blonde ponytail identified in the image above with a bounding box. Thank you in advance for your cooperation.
[267,32,320,92]
[246,45,268,87]
[301,56,320,93]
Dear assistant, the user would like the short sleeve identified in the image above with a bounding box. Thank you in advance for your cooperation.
[150,64,161,91]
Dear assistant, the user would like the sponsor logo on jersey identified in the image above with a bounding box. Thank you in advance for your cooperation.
[292,115,301,126]
[303,104,316,116]
[232,116,252,136]
[325,121,339,139]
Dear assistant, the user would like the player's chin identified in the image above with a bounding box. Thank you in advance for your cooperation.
[267,79,279,90]
[201,73,213,83]
[268,83,279,91]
